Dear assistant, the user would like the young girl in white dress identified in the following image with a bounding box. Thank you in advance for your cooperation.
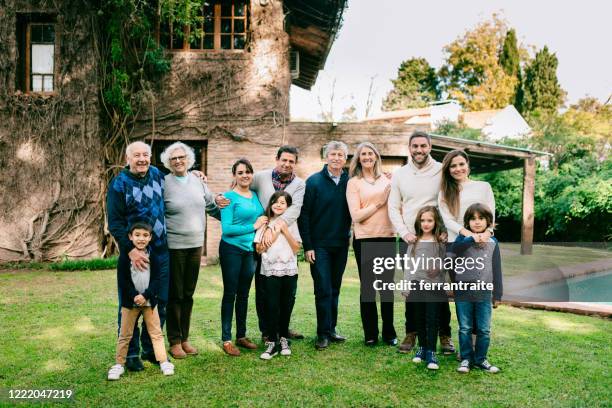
[254,191,302,360]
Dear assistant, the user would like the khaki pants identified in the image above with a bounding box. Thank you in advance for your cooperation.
[116,306,167,365]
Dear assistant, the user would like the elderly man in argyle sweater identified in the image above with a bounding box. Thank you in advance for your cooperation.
[106,141,169,372]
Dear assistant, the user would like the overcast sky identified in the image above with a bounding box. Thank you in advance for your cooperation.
[289,0,612,121]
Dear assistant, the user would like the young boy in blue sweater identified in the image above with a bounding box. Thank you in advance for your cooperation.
[451,203,503,374]
[108,222,175,380]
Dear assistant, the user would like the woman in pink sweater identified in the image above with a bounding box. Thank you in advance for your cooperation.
[346,142,397,346]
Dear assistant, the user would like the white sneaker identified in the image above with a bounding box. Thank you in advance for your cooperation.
[280,337,292,356]
[427,362,439,370]
[457,359,471,373]
[412,347,425,363]
[260,341,278,360]
[160,360,175,376]
[107,364,125,380]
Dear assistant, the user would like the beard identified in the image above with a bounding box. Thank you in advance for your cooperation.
[411,153,428,164]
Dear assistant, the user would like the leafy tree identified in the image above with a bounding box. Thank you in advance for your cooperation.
[563,97,612,158]
[439,14,517,110]
[514,69,525,113]
[522,46,565,113]
[382,58,440,111]
[499,28,520,77]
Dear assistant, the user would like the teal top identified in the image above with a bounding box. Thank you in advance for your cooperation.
[220,190,264,252]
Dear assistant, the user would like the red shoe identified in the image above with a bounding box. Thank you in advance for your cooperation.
[223,341,241,356]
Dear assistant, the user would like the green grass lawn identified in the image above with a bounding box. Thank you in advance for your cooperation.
[1,260,610,407]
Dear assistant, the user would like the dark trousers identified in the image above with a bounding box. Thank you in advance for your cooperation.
[399,241,451,338]
[406,300,451,337]
[353,237,397,342]
[411,291,442,351]
[263,274,298,342]
[117,247,169,358]
[219,240,255,342]
[166,246,202,345]
[310,246,348,339]
[438,301,452,337]
[254,253,268,336]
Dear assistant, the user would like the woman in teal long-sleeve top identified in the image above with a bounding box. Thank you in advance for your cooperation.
[219,158,268,356]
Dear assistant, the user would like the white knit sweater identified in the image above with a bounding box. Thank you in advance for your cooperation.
[437,180,495,242]
[387,157,442,237]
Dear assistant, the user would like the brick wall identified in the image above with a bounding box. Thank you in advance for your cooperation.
[201,122,429,260]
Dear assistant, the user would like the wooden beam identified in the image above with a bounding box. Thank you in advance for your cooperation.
[521,157,536,255]
[288,25,329,55]
[431,136,534,159]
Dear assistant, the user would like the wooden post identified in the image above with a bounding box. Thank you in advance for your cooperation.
[520,157,535,255]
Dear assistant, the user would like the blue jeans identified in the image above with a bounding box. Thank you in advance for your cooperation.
[117,247,169,358]
[310,246,348,339]
[219,240,255,342]
[455,292,492,364]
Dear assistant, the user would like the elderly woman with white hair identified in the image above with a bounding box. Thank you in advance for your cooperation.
[298,141,352,350]
[161,141,220,359]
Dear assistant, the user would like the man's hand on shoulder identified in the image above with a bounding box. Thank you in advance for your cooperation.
[215,194,230,209]
[129,248,149,271]
[191,170,207,183]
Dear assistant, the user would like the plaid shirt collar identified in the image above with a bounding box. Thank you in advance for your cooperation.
[271,168,295,191]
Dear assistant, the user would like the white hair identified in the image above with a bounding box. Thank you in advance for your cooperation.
[160,142,196,171]
[125,141,151,164]
[323,140,349,158]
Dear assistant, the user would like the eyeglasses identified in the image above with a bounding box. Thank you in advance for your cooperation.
[170,155,187,163]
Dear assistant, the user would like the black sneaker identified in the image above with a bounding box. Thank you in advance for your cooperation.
[126,356,144,372]
[141,351,159,366]
[475,359,500,373]
[457,359,471,373]
[426,350,439,370]
[260,341,279,360]
[315,337,330,350]
[412,347,425,363]
[383,337,398,346]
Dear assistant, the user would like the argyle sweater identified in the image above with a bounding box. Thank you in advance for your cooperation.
[107,166,167,253]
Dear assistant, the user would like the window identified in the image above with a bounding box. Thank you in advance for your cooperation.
[29,24,55,92]
[16,14,56,93]
[160,0,248,51]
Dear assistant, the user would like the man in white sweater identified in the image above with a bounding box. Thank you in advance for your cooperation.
[387,131,455,355]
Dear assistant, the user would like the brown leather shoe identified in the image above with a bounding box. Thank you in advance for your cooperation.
[169,343,187,359]
[439,335,455,355]
[223,341,241,356]
[288,329,304,340]
[181,341,198,355]
[398,332,417,353]
[236,337,257,350]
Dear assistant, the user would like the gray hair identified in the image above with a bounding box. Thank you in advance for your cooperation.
[323,140,349,158]
[160,142,196,171]
[125,141,151,164]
